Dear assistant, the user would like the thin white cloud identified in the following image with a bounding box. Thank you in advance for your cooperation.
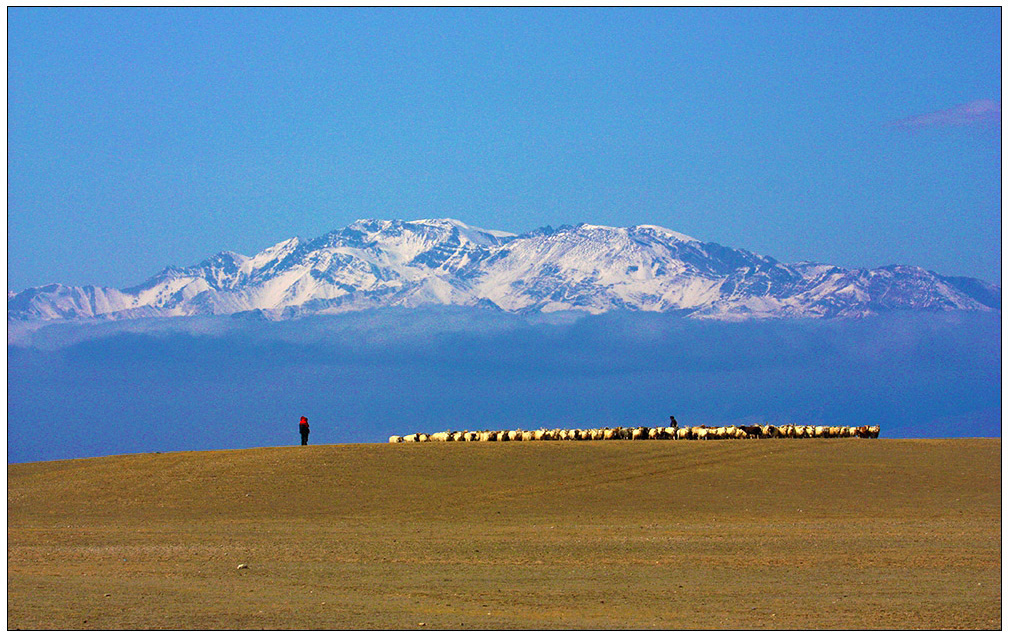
[888,99,1001,130]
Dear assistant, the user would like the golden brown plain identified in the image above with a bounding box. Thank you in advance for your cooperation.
[8,438,1000,630]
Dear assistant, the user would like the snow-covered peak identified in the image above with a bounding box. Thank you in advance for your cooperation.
[7,217,1000,325]
[257,236,301,258]
[328,218,516,267]
[631,224,699,243]
[408,218,518,244]
[246,237,302,272]
[197,250,250,269]
[539,222,699,246]
[337,219,457,265]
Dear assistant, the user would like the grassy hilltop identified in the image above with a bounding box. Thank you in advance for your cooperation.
[8,438,1001,630]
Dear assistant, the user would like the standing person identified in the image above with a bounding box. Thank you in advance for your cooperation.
[299,416,310,446]
[669,415,678,428]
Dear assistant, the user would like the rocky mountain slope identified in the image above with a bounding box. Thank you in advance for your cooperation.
[8,218,1000,323]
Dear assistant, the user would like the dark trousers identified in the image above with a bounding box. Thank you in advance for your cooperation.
[300,431,309,445]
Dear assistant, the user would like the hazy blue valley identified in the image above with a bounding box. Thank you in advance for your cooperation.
[8,307,999,463]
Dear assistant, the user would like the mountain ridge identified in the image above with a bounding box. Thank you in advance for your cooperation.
[8,218,1000,325]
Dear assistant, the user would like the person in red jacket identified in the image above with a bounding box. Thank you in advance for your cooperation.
[299,416,310,446]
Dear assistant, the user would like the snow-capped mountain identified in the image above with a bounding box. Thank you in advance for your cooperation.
[8,218,1001,324]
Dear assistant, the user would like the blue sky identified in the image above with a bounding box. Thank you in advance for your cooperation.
[8,7,1001,291]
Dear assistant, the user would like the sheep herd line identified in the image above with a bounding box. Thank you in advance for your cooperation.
[389,424,881,443]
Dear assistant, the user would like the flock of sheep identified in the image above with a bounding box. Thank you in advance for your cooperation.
[389,424,880,443]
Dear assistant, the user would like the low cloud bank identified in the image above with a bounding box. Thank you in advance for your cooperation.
[8,308,1000,462]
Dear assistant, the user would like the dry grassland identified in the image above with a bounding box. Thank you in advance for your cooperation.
[7,438,1001,630]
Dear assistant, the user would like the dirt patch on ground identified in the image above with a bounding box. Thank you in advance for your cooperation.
[8,438,1001,629]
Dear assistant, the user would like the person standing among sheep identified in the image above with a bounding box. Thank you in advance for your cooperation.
[299,416,310,446]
